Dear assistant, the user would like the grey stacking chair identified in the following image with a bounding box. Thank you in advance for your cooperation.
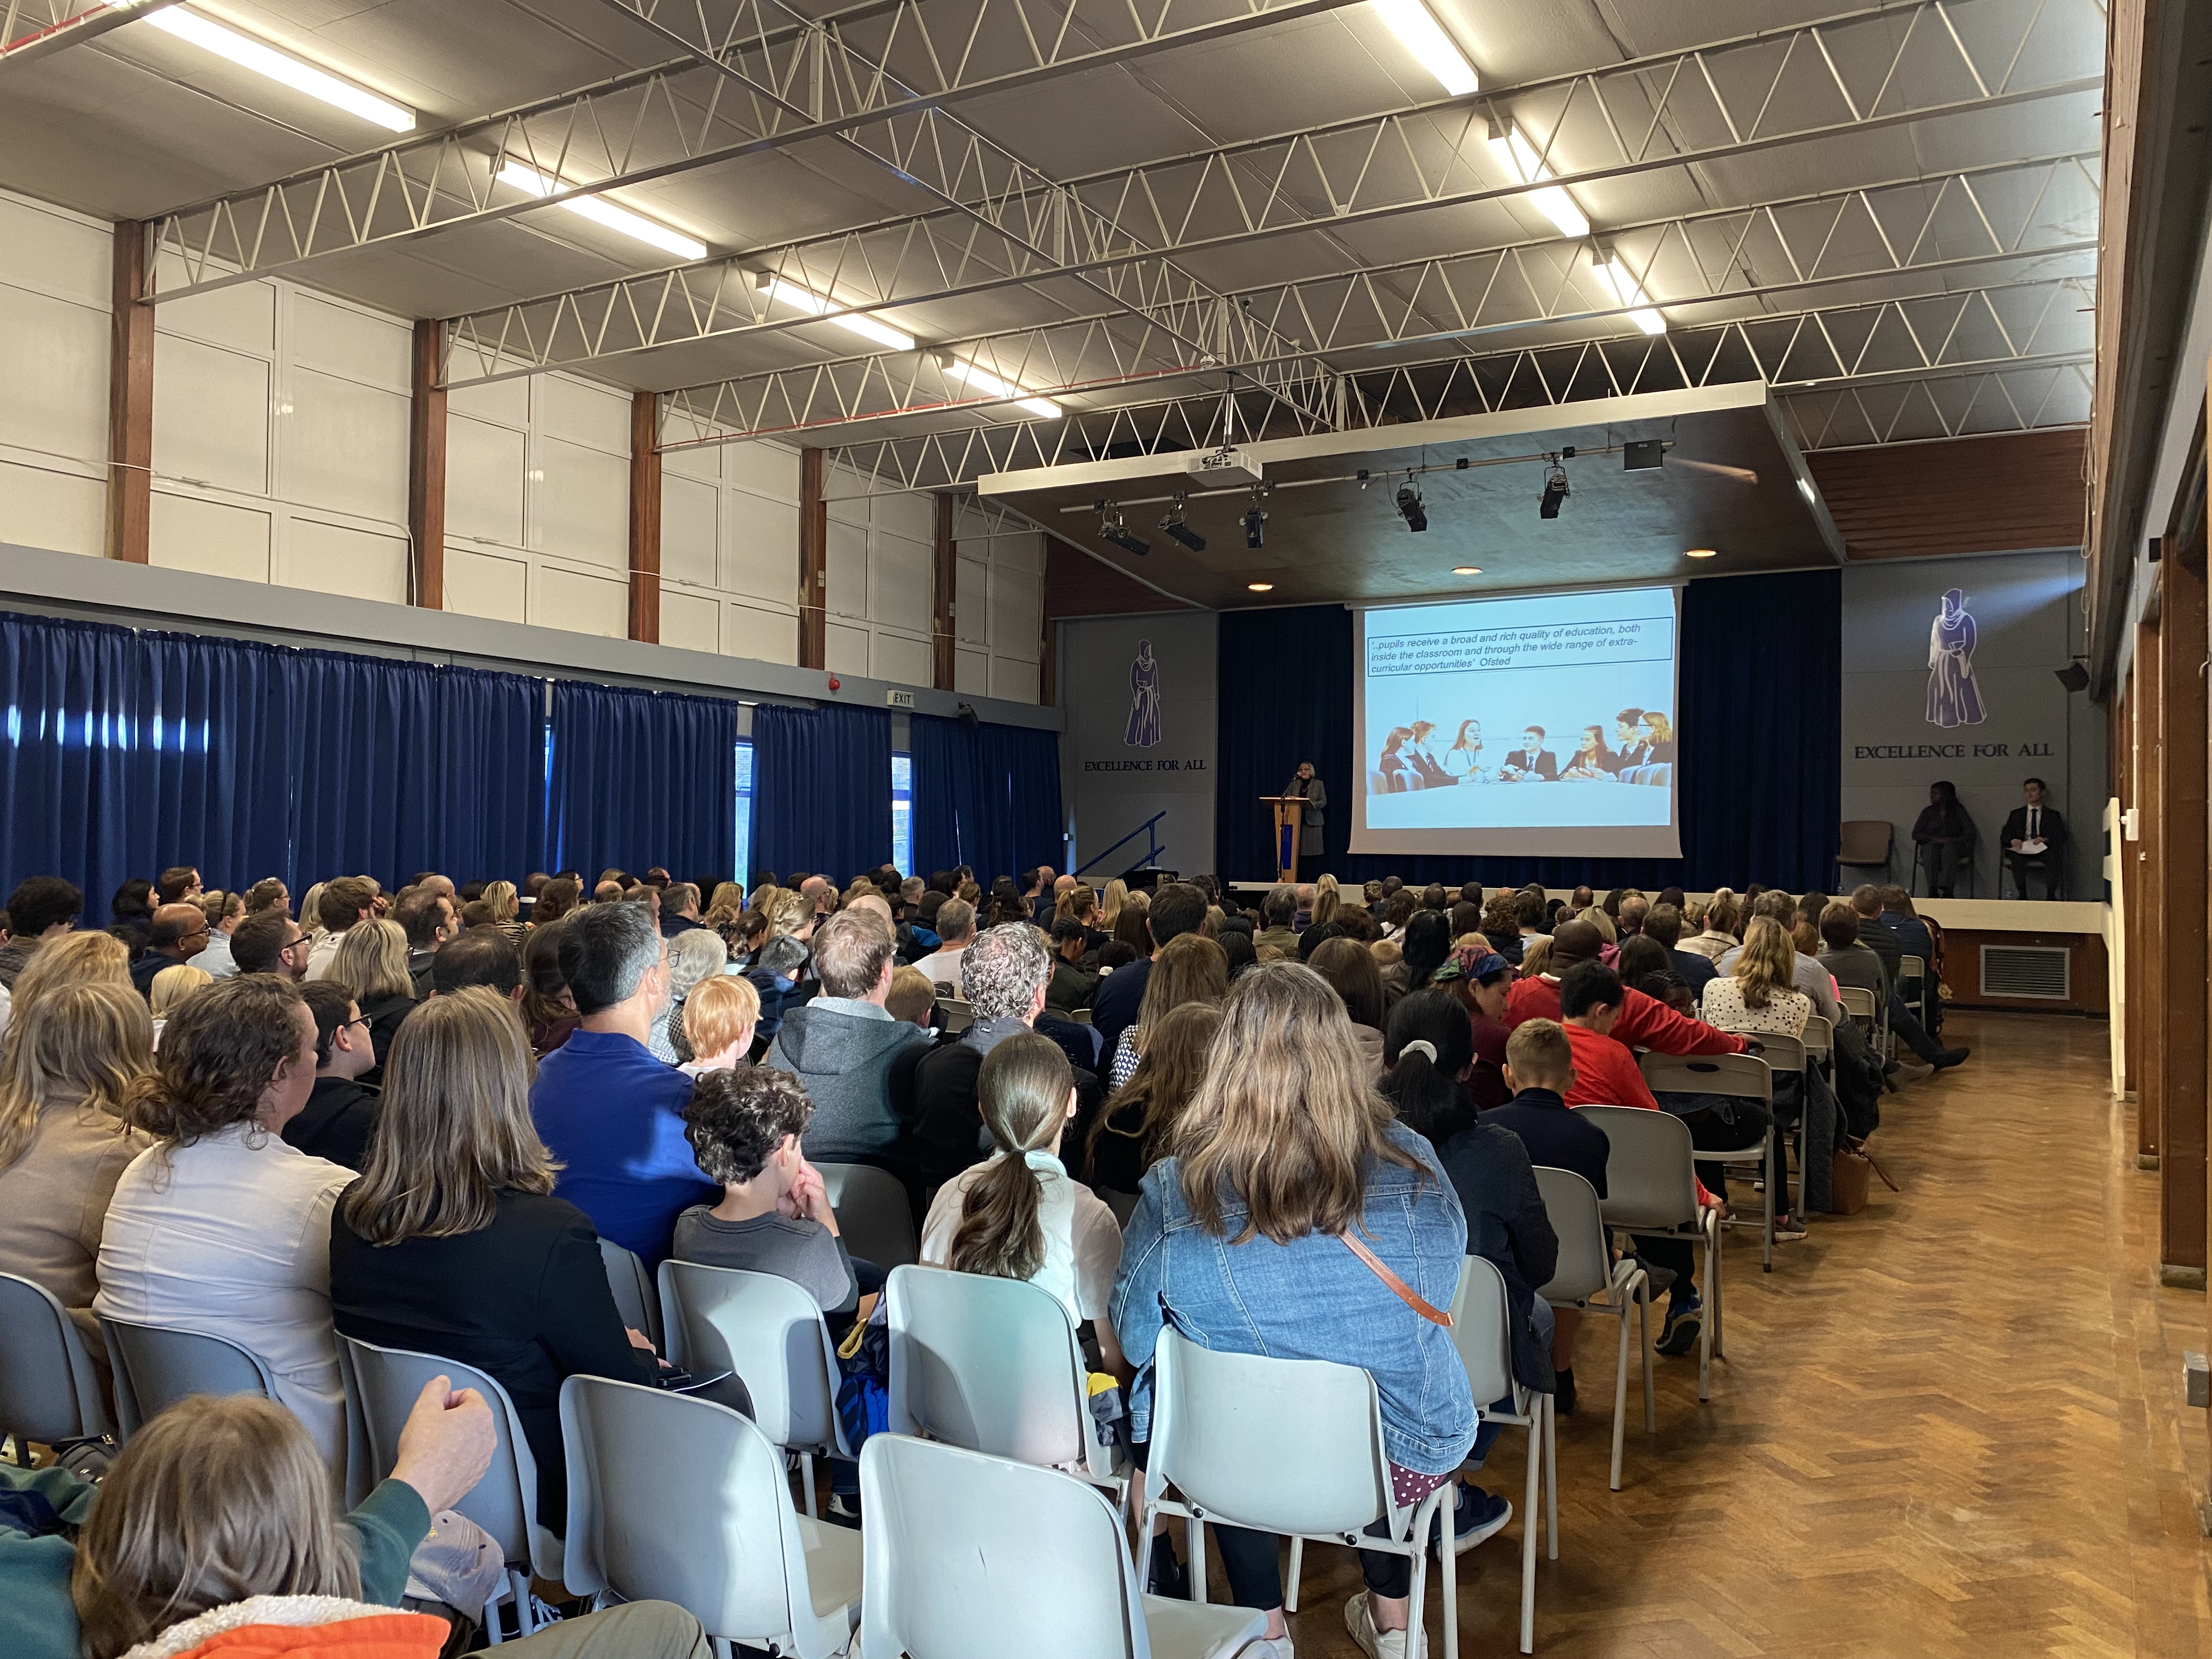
[1529,1166,1652,1492]
[816,1162,918,1269]
[0,1273,111,1451]
[1837,986,1879,1027]
[1448,1256,1550,1653]
[100,1316,275,1441]
[562,1375,861,1659]
[1801,1013,1833,1065]
[1640,1049,1778,1274]
[935,996,973,1033]
[658,1259,847,1514]
[859,1432,1263,1659]
[598,1237,661,1354]
[1577,1107,1722,1406]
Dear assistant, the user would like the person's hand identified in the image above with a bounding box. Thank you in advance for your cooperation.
[789,1159,838,1231]
[388,1375,496,1515]
[625,1327,672,1369]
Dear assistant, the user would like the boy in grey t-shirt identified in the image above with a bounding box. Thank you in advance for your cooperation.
[676,1066,859,1322]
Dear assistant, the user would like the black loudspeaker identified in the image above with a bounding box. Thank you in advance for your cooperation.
[955,702,979,732]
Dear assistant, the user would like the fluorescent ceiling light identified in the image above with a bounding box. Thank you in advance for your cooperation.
[1798,477,1819,504]
[1596,256,1666,335]
[1489,126,1589,240]
[757,274,916,352]
[497,161,707,262]
[144,6,413,131]
[1372,0,1476,96]
[940,356,1062,418]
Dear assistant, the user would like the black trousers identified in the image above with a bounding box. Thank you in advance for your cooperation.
[2004,852,2062,899]
[1918,840,1967,896]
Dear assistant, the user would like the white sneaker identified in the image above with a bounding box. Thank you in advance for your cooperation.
[1239,1639,1295,1658]
[1344,1591,1421,1659]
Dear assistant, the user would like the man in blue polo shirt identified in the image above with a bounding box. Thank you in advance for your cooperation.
[530,899,716,1267]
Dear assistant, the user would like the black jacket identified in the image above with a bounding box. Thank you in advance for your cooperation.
[283,1076,381,1171]
[910,1032,1103,1188]
[1436,1119,1560,1393]
[358,990,416,1085]
[1499,748,1558,781]
[2001,804,2067,854]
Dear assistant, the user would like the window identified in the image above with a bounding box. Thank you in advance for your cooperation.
[891,751,913,878]
[735,739,754,887]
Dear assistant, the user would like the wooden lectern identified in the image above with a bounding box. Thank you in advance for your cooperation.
[1261,796,1300,884]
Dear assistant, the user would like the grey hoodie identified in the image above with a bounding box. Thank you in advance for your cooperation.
[766,999,931,1164]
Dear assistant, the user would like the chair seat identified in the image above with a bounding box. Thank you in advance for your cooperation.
[1698,1144,1769,1162]
[1139,1592,1269,1659]
[794,1514,864,1623]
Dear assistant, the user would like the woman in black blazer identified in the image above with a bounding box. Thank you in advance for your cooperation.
[328,989,659,1533]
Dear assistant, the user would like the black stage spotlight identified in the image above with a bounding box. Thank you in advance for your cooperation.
[2055,659,2090,693]
[1160,495,1206,552]
[1097,500,1149,557]
[1395,479,1427,533]
[1538,457,1570,520]
[1242,487,1268,549]
[1624,439,1664,471]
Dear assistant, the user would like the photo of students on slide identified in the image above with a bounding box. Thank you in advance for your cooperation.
[1376,713,1674,787]
[1560,724,1614,780]
[1496,726,1559,781]
[1440,719,1486,780]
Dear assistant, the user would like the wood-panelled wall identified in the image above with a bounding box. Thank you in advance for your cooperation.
[1806,430,2089,561]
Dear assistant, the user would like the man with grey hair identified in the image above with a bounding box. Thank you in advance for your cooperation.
[911,922,1100,1187]
[913,896,976,988]
[769,909,932,1166]
[531,899,715,1266]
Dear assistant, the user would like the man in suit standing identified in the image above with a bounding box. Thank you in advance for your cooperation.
[1284,761,1328,884]
[2001,778,2067,898]
[1498,726,1559,781]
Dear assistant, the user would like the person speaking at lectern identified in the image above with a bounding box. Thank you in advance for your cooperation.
[1283,761,1328,884]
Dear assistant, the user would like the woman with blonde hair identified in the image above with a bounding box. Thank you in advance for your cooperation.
[1099,877,1130,931]
[297,881,328,942]
[1577,905,1618,945]
[1107,932,1228,1090]
[1310,874,1341,930]
[148,962,212,1043]
[330,989,659,1534]
[1053,881,1099,927]
[1111,962,1475,1645]
[0,980,153,1387]
[1700,915,1812,1036]
[482,879,527,950]
[703,879,746,930]
[681,973,760,1074]
[329,916,415,1071]
[9,929,131,1019]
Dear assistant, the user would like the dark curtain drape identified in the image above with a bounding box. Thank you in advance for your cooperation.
[958,720,1065,885]
[1215,572,1841,891]
[907,714,963,878]
[549,681,739,884]
[288,650,442,889]
[136,630,300,895]
[751,702,893,883]
[433,667,549,882]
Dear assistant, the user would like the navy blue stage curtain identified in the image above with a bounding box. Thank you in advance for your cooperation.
[750,702,893,884]
[550,681,740,884]
[1214,572,1842,891]
[136,629,301,894]
[431,666,549,883]
[907,714,963,878]
[958,720,1064,886]
[287,649,442,890]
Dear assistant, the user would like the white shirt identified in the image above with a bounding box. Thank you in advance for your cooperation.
[1700,975,1813,1037]
[198,930,239,979]
[303,930,345,981]
[919,1149,1122,1326]
[913,945,968,990]
[97,1123,357,1475]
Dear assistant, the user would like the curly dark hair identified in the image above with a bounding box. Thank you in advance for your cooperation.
[682,1066,813,1186]
[126,975,309,1145]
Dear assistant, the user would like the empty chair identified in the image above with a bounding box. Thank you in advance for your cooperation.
[659,1258,843,1512]
[1577,1107,1720,1404]
[885,1263,1115,1486]
[859,1432,1264,1659]
[561,1375,861,1659]
[1836,819,1895,884]
[936,997,974,1034]
[1529,1167,1652,1493]
[1449,1256,1549,1654]
[1801,1013,1833,1065]
[1141,1328,1464,1659]
[816,1161,918,1270]
[0,1272,112,1451]
[1639,1049,1778,1273]
[341,1335,555,1640]
[599,1236,662,1355]
[100,1316,275,1442]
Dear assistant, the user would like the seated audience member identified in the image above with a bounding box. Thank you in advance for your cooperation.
[110,879,155,952]
[330,917,416,1074]
[1379,988,1554,1527]
[519,922,580,1057]
[1715,893,1843,1024]
[1507,920,1748,1058]
[1113,963,1476,1650]
[0,981,153,1397]
[532,902,716,1268]
[1105,932,1229,1091]
[767,909,930,1167]
[1084,1002,1222,1205]
[1878,884,1936,968]
[146,963,211,1043]
[744,890,817,1043]
[195,889,245,978]
[1296,920,1346,962]
[1399,909,1454,995]
[1641,902,1718,994]
[532,873,584,926]
[1046,916,1101,1012]
[652,928,729,1065]
[1220,929,1258,983]
[659,882,704,938]
[459,899,496,930]
[97,975,357,1471]
[680,973,760,1076]
[913,923,1066,1185]
[1816,902,1887,1007]
[912,897,976,989]
[1091,882,1210,1057]
[922,1032,1126,1376]
[1846,884,1904,983]
[7,875,83,947]
[483,878,527,949]
[1381,889,1419,943]
[12,932,131,1026]
[290,981,382,1172]
[331,990,661,1536]
[1679,891,1741,960]
[128,904,208,998]
[884,964,936,1028]
[230,909,309,981]
[1478,891,1522,964]
[1430,945,1516,1109]
[1252,884,1299,957]
[306,877,379,981]
[430,928,522,1001]
[393,889,457,996]
[1701,917,1813,1037]
[1308,935,1388,1079]
[1827,903,1967,1074]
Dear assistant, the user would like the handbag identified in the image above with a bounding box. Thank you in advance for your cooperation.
[1826,1137,1899,1216]
[1340,1232,1453,1327]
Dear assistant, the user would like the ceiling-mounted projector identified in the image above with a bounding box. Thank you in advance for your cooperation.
[1185,446,1263,488]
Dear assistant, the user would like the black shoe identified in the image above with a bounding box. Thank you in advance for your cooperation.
[1553,1366,1577,1416]
[825,1493,862,1529]
[1657,1294,1702,1356]
[1932,1047,1970,1069]
[1147,1532,1190,1598]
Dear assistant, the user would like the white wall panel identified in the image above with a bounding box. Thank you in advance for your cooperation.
[874,630,932,687]
[0,193,108,304]
[725,441,798,501]
[825,620,871,675]
[154,271,274,355]
[537,564,627,637]
[871,532,932,624]
[540,376,630,455]
[448,373,529,430]
[826,519,867,617]
[282,370,408,524]
[876,490,934,544]
[286,518,407,604]
[989,563,1042,662]
[447,415,527,545]
[660,589,719,653]
[445,545,527,624]
[661,473,718,588]
[956,556,990,645]
[153,335,269,495]
[730,601,799,664]
[0,459,103,556]
[533,437,627,569]
[723,494,799,600]
[955,647,989,693]
[0,286,107,464]
[990,655,1040,703]
[290,295,408,392]
[150,492,270,583]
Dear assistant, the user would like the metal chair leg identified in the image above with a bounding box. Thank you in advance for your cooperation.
[1520,1409,1540,1654]
[1284,1534,1301,1612]
[1639,1279,1656,1433]
[1543,1393,1558,1562]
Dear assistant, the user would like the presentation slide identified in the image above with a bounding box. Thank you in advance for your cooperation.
[1350,587,1683,859]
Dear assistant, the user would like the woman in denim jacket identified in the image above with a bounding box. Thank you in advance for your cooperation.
[1110,962,1475,1659]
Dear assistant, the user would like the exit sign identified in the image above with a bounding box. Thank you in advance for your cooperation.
[885,689,916,708]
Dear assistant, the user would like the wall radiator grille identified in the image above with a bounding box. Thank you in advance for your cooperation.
[1979,944,2070,1000]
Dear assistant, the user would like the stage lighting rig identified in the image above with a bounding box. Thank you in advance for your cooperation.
[1159,495,1206,552]
[1538,448,1574,520]
[1097,501,1149,557]
[1395,477,1427,533]
[1242,485,1268,550]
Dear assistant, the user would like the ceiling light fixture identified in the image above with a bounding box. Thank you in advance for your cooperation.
[1395,477,1427,533]
[145,5,414,129]
[1097,501,1149,557]
[1452,565,1482,575]
[1372,0,1477,96]
[1248,582,1274,592]
[1160,495,1206,552]
[496,161,706,260]
[1487,120,1589,240]
[1686,548,1718,559]
[938,354,1061,418]
[1243,486,1269,550]
[1797,477,1819,504]
[755,273,915,351]
[1538,449,1572,520]
[1594,252,1666,335]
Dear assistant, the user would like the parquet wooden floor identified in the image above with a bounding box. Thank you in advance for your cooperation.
[1227,1011,2212,1658]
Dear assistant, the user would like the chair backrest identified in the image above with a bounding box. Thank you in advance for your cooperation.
[1837,986,1878,1022]
[339,1335,559,1580]
[599,1237,661,1353]
[1530,1166,1612,1303]
[1742,1030,1806,1074]
[657,1259,840,1454]
[1637,1049,1772,1104]
[860,1432,1148,1659]
[560,1375,821,1646]
[1147,1326,1390,1537]
[885,1265,1088,1470]
[1837,819,1894,864]
[1577,1105,1700,1231]
[0,1274,111,1444]
[1899,953,1926,986]
[936,997,973,1033]
[100,1317,275,1441]
[816,1161,918,1269]
[1447,1255,1514,1405]
[1801,1013,1832,1062]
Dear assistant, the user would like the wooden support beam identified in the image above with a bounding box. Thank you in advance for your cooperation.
[933,492,956,691]
[799,447,827,670]
[2172,512,2212,1276]
[105,220,151,564]
[628,391,662,644]
[2137,613,2163,1168]
[2117,679,2140,1104]
[407,319,446,608]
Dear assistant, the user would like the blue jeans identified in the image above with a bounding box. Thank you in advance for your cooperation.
[1471,1297,1555,1465]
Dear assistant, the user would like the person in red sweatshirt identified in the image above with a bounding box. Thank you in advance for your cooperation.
[1508,920,1746,1058]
